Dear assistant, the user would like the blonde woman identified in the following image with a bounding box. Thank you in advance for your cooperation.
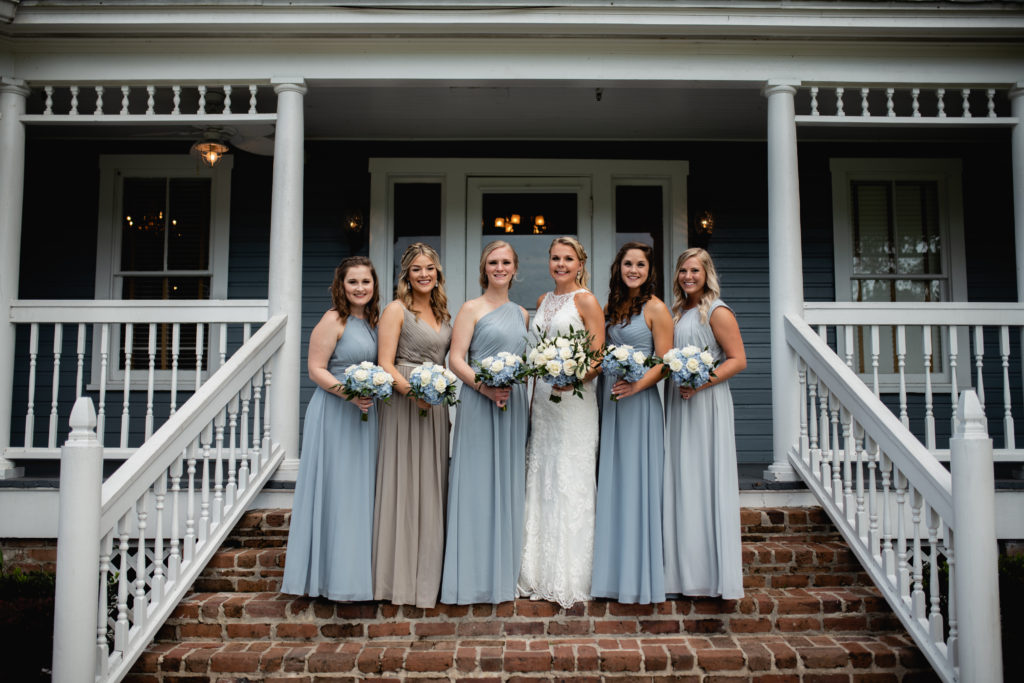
[373,242,452,608]
[518,236,605,608]
[663,247,746,600]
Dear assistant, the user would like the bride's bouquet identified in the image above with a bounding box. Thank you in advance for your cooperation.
[599,343,659,401]
[663,345,719,389]
[472,351,528,411]
[407,361,460,417]
[526,326,598,403]
[332,361,395,422]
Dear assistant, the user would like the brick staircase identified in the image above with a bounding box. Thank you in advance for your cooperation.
[127,507,940,681]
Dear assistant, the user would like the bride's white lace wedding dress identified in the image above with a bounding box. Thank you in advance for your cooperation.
[517,289,599,608]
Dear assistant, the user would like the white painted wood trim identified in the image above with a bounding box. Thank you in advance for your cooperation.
[21,114,277,126]
[797,115,1018,127]
[9,299,269,323]
[803,302,1024,326]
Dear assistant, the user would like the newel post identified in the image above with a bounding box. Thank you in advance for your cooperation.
[950,390,1003,683]
[51,398,102,683]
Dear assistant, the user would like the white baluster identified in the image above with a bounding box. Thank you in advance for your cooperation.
[226,395,239,509]
[168,454,182,584]
[897,325,909,427]
[219,322,228,367]
[927,505,944,644]
[120,85,130,115]
[94,85,104,115]
[861,87,870,116]
[831,395,842,503]
[945,527,958,667]
[798,361,809,464]
[886,88,895,117]
[949,326,960,437]
[923,325,936,450]
[248,84,258,114]
[895,469,910,599]
[145,85,155,115]
[243,322,252,342]
[121,324,132,449]
[171,85,181,115]
[152,471,166,603]
[96,530,113,677]
[238,380,252,490]
[69,86,79,115]
[250,369,263,475]
[199,424,212,544]
[835,87,845,116]
[48,323,62,448]
[973,325,986,407]
[841,407,854,514]
[843,325,854,369]
[987,88,997,118]
[867,436,880,558]
[195,323,205,392]
[170,323,180,415]
[98,324,109,446]
[222,84,232,114]
[819,382,832,492]
[133,492,149,631]
[184,438,198,564]
[1001,326,1015,448]
[937,88,946,118]
[24,323,38,448]
[197,85,206,115]
[43,86,54,115]
[807,369,820,475]
[75,323,86,398]
[912,88,921,118]
[262,365,273,460]
[213,407,226,525]
[854,421,867,540]
[910,486,926,620]
[145,322,156,440]
[879,452,895,578]
[961,88,972,118]
[870,325,880,396]
[114,514,130,652]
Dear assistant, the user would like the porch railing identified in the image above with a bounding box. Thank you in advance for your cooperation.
[803,302,1024,462]
[51,314,287,683]
[785,313,1003,683]
[6,299,269,462]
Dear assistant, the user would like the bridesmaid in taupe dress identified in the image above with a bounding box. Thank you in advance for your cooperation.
[373,242,453,608]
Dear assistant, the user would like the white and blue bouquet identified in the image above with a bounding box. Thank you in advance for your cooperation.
[663,344,719,389]
[525,325,598,403]
[332,361,395,422]
[407,361,460,417]
[600,343,659,401]
[472,351,528,411]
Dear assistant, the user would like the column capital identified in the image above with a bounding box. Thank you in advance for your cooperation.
[762,80,799,98]
[271,78,307,96]
[1009,82,1024,101]
[0,76,30,98]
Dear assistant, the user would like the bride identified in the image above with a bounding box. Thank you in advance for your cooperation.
[518,236,605,608]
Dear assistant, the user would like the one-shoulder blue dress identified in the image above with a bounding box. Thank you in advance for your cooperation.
[282,316,378,600]
[591,307,666,603]
[441,301,529,604]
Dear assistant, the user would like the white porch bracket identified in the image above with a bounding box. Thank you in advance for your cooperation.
[0,76,29,479]
[268,78,307,478]
[762,79,803,482]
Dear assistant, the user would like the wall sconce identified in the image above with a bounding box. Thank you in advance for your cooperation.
[346,211,364,234]
[696,210,714,236]
[494,213,547,234]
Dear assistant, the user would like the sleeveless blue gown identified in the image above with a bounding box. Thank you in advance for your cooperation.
[591,307,666,603]
[281,316,378,600]
[441,302,529,604]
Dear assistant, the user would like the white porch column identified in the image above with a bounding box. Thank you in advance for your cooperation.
[762,80,803,482]
[268,78,307,477]
[0,77,29,480]
[1011,84,1024,420]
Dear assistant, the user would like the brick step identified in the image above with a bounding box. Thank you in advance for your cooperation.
[129,633,938,681]
[160,589,900,643]
[193,537,870,594]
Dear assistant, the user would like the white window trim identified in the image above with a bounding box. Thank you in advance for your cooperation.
[93,155,233,389]
[830,157,968,392]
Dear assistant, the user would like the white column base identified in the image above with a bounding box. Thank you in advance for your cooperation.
[0,461,24,479]
[271,459,300,482]
[762,461,800,482]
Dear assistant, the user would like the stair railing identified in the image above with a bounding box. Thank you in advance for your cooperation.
[785,313,1002,683]
[51,314,287,683]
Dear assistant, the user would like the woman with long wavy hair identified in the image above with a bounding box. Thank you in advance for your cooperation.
[591,242,673,604]
[373,242,453,608]
[663,247,746,600]
[281,256,382,601]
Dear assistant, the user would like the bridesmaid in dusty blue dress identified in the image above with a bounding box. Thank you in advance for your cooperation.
[282,256,381,600]
[591,242,673,604]
[663,247,747,600]
[441,240,530,604]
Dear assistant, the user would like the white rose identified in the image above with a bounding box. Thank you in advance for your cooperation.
[632,351,646,365]
[544,346,558,360]
[480,356,494,367]
[443,370,457,383]
[372,372,390,386]
[563,358,578,373]
[700,351,715,366]
[419,373,433,387]
[685,358,700,373]
[669,359,684,372]
[353,369,370,382]
[554,337,570,348]
[559,347,573,360]
[490,360,505,373]
[345,364,357,374]
[359,360,374,369]
[681,345,700,356]
[432,376,448,393]
[576,365,587,379]
[545,360,563,377]
[612,346,630,361]
[527,348,539,364]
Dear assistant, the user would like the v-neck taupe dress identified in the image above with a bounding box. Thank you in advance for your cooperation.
[372,306,453,608]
